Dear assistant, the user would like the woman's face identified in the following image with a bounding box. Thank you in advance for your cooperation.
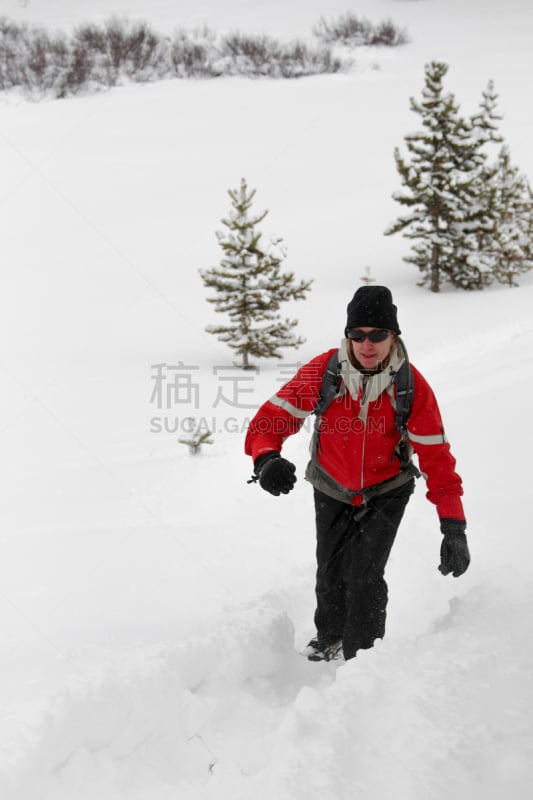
[349,328,395,370]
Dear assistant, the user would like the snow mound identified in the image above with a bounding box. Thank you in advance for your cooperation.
[3,582,532,800]
[1,604,298,799]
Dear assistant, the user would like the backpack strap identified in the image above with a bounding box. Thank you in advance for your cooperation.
[314,351,342,417]
[391,354,420,475]
[309,351,342,462]
[394,359,414,438]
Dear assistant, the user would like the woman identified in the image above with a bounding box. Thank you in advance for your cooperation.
[245,285,470,661]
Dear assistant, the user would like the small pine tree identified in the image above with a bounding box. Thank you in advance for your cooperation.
[387,66,533,291]
[458,85,533,287]
[385,63,514,291]
[488,146,533,286]
[385,61,482,292]
[200,178,312,369]
[360,266,376,285]
[471,80,503,148]
[178,430,214,455]
[444,82,504,290]
[457,80,504,286]
[178,419,214,454]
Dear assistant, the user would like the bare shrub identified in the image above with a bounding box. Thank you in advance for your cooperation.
[218,32,344,78]
[103,17,167,80]
[0,15,348,99]
[71,17,168,86]
[59,33,96,95]
[0,17,27,89]
[313,13,408,47]
[277,41,345,78]
[0,18,70,96]
[25,30,70,93]
[313,14,373,46]
[170,27,219,77]
[370,19,409,47]
[219,32,282,76]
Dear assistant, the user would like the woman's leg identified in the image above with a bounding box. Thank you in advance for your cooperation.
[342,481,414,659]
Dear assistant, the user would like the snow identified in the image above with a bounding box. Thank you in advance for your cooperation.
[1,0,533,797]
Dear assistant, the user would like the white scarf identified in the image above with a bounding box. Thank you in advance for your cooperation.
[337,338,407,424]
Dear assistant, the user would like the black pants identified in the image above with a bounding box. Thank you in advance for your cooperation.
[313,480,414,660]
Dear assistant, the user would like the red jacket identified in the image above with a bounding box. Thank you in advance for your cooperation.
[245,346,465,521]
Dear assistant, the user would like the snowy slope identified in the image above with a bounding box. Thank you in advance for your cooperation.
[1,1,533,798]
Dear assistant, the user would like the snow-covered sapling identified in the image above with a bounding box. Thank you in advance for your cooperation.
[200,178,312,369]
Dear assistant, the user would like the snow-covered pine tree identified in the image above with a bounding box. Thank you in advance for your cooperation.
[488,146,533,286]
[200,178,312,369]
[385,62,471,291]
[385,63,500,291]
[464,86,532,287]
[448,80,504,289]
[471,80,503,148]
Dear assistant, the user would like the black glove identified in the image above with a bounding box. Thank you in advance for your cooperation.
[439,519,470,577]
[254,451,297,496]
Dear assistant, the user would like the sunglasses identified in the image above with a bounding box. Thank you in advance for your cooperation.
[346,328,391,343]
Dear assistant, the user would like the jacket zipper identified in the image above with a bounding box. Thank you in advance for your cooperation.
[359,376,371,490]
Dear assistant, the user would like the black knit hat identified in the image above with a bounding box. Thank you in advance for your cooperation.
[345,285,401,334]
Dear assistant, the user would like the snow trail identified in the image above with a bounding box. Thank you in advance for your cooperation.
[3,577,532,800]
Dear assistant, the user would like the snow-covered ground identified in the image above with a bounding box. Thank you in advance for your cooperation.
[1,0,532,797]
